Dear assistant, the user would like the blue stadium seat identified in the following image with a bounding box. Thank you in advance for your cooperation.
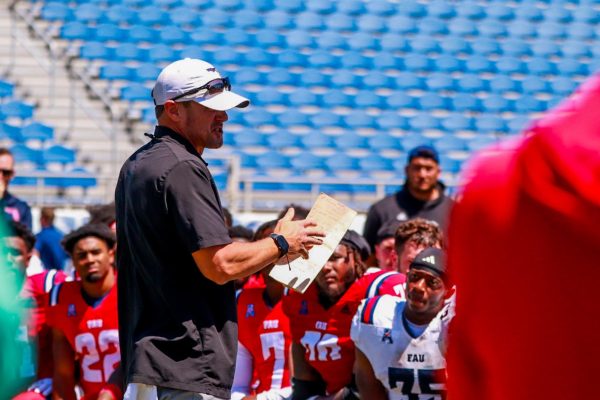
[396,1,426,18]
[74,3,103,24]
[514,95,547,113]
[550,77,578,96]
[348,32,378,52]
[263,10,293,30]
[288,89,317,107]
[274,0,304,13]
[475,115,507,133]
[135,63,161,83]
[41,2,72,21]
[296,11,324,30]
[467,135,497,152]
[300,131,334,148]
[244,108,275,126]
[277,110,310,127]
[255,151,292,169]
[380,34,408,53]
[426,1,456,19]
[0,80,14,99]
[501,39,531,57]
[439,36,470,55]
[255,30,285,48]
[483,94,514,113]
[385,92,417,109]
[277,50,308,68]
[410,36,440,54]
[42,145,76,165]
[310,111,343,129]
[290,152,326,171]
[100,62,131,81]
[478,20,507,38]
[303,69,329,87]
[105,4,137,25]
[127,25,158,43]
[507,116,532,134]
[223,29,252,47]
[561,41,591,59]
[169,7,200,26]
[448,18,478,36]
[325,153,360,171]
[159,26,189,45]
[372,53,400,71]
[136,6,169,26]
[521,76,550,93]
[308,51,339,69]
[267,132,301,148]
[359,154,393,172]
[214,0,242,10]
[456,74,488,92]
[0,101,34,120]
[489,75,520,93]
[189,28,223,45]
[556,60,588,77]
[330,70,359,88]
[573,6,599,24]
[233,67,264,86]
[334,132,369,149]
[456,2,485,20]
[409,113,440,131]
[386,15,417,35]
[375,111,408,130]
[544,6,572,23]
[366,0,396,16]
[60,22,92,41]
[496,57,526,74]
[507,21,536,38]
[514,5,543,22]
[418,17,449,35]
[354,91,384,109]
[368,134,402,150]
[393,72,425,91]
[182,0,214,9]
[121,85,151,102]
[486,4,514,21]
[244,49,275,66]
[285,30,315,48]
[245,0,274,12]
[147,44,180,64]
[439,158,462,174]
[317,31,348,50]
[525,57,556,76]
[568,22,595,40]
[200,8,231,28]
[434,136,466,152]
[400,135,433,151]
[531,40,560,57]
[441,114,474,132]
[450,93,482,112]
[418,93,449,110]
[403,54,432,72]
[362,71,393,90]
[357,15,385,33]
[538,22,567,40]
[320,90,351,108]
[340,52,372,70]
[471,38,501,56]
[0,123,20,141]
[433,55,464,73]
[464,56,494,73]
[324,12,355,31]
[426,73,455,91]
[343,112,375,129]
[233,10,263,29]
[337,0,364,15]
[255,88,288,106]
[10,144,42,165]
[306,0,334,14]
[80,41,113,61]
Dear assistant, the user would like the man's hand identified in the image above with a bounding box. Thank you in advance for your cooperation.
[274,208,325,259]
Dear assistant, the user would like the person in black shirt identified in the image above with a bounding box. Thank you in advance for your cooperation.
[115,58,324,400]
[363,145,454,251]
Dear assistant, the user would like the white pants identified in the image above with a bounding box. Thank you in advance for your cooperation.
[124,383,226,400]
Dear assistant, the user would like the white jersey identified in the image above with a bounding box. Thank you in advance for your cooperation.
[350,295,455,400]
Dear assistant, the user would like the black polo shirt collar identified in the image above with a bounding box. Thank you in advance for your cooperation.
[153,125,208,166]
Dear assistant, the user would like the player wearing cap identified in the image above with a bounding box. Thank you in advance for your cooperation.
[351,248,454,400]
[363,145,454,251]
[372,220,400,272]
[283,231,405,400]
[115,58,324,399]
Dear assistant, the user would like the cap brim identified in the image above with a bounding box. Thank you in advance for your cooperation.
[194,91,250,111]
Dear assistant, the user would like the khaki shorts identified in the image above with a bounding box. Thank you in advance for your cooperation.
[124,383,226,400]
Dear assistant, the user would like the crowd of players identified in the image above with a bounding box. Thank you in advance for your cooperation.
[3,142,455,400]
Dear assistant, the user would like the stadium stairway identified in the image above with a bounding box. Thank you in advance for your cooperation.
[0,3,139,204]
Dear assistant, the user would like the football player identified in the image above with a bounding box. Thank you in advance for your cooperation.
[283,230,405,400]
[47,224,121,400]
[394,219,443,275]
[5,221,66,400]
[231,220,292,400]
[351,248,454,400]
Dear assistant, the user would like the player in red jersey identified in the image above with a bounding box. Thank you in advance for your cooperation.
[283,230,405,400]
[4,221,66,400]
[232,219,292,400]
[47,224,121,400]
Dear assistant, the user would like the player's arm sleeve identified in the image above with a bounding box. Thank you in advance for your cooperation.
[231,342,254,400]
[165,161,232,254]
[51,327,77,400]
[353,348,388,400]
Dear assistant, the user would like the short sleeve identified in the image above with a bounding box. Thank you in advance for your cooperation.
[350,300,365,349]
[165,160,232,253]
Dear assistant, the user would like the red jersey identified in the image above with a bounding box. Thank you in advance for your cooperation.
[18,269,66,380]
[47,281,119,399]
[237,287,292,394]
[448,74,600,400]
[283,270,405,394]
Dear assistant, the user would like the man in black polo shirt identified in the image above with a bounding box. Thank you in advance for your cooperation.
[115,58,324,400]
[363,145,454,251]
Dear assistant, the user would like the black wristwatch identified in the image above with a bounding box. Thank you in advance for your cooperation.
[270,233,289,258]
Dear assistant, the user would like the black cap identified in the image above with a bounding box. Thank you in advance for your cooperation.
[409,247,447,281]
[376,219,401,244]
[340,230,371,262]
[407,145,440,164]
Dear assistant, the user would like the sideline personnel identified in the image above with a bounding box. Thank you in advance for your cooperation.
[115,58,324,400]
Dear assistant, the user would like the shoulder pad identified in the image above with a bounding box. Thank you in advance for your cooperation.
[359,294,400,328]
[365,271,398,298]
[49,282,64,307]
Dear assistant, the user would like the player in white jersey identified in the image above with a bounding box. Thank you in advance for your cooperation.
[350,248,454,400]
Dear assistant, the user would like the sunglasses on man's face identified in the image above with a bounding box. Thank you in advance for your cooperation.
[1,169,14,177]
[170,77,231,102]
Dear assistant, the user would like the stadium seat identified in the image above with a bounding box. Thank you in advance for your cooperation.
[10,144,42,165]
[409,113,440,131]
[277,110,310,127]
[561,41,591,59]
[42,145,76,165]
[105,4,137,25]
[501,39,531,57]
[366,0,396,16]
[400,135,433,151]
[426,73,455,91]
[396,1,426,18]
[496,57,526,75]
[507,21,536,39]
[521,76,550,94]
[244,108,275,126]
[368,134,402,150]
[277,50,308,68]
[325,153,360,171]
[347,32,378,52]
[471,38,501,56]
[41,2,72,21]
[359,154,393,172]
[357,15,385,34]
[434,136,466,152]
[556,60,588,77]
[549,77,578,96]
[310,110,343,129]
[544,6,572,23]
[514,5,543,22]
[99,62,131,81]
[464,56,494,73]
[334,132,368,149]
[254,88,288,106]
[285,30,315,49]
[538,22,567,40]
[0,101,34,121]
[300,131,334,148]
[572,6,599,24]
[410,36,440,54]
[74,3,103,24]
[386,15,417,35]
[127,25,157,44]
[121,85,151,102]
[385,91,417,109]
[320,90,352,108]
[317,32,348,51]
[466,135,497,152]
[273,0,304,14]
[441,114,474,132]
[267,132,301,148]
[0,123,21,141]
[159,26,189,45]
[290,152,326,171]
[486,3,514,21]
[418,93,449,110]
[568,22,595,41]
[147,44,180,64]
[513,95,547,113]
[296,11,324,31]
[403,54,432,72]
[340,52,372,70]
[448,18,478,36]
[94,24,126,43]
[224,29,253,47]
[450,93,482,112]
[362,71,393,90]
[60,22,92,41]
[478,20,507,38]
[168,7,200,26]
[244,49,275,66]
[507,116,532,134]
[525,58,556,76]
[372,53,400,71]
[288,89,317,107]
[337,0,364,15]
[375,111,408,131]
[264,10,293,30]
[233,10,263,30]
[324,12,355,31]
[482,94,514,113]
[439,158,462,174]
[353,91,384,109]
[489,75,520,93]
[135,63,161,83]
[0,80,14,99]
[79,41,113,61]
[200,8,231,28]
[531,40,560,58]
[343,112,375,130]
[417,17,448,35]
[475,115,507,133]
[433,55,464,73]
[308,51,339,69]
[439,36,470,55]
[394,72,426,91]
[456,2,485,20]
[426,1,456,19]
[303,69,329,87]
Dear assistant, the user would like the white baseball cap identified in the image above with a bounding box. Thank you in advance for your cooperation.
[151,58,250,111]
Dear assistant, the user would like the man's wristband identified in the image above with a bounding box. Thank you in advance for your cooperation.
[270,233,289,258]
